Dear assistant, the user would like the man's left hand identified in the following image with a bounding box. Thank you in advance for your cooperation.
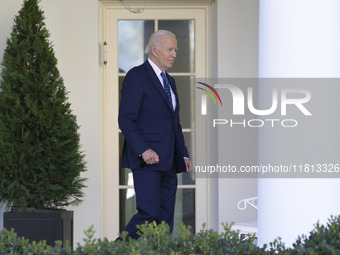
[184,158,192,173]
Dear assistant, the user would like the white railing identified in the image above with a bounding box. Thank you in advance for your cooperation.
[237,196,258,211]
[231,196,258,241]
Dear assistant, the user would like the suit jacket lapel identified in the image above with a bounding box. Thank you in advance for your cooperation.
[143,61,177,115]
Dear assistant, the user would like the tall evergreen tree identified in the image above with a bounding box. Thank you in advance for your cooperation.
[0,0,87,210]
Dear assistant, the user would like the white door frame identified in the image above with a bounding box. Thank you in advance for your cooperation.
[99,0,216,239]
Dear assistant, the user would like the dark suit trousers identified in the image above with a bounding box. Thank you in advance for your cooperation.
[122,166,178,239]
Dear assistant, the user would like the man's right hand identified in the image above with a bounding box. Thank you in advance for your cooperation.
[141,149,160,165]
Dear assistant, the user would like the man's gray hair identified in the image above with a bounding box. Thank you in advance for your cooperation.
[144,30,176,55]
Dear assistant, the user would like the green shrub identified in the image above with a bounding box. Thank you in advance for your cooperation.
[0,0,87,211]
[0,228,70,254]
[290,215,340,255]
[2,215,340,254]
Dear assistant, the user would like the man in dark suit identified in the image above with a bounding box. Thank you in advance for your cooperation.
[118,30,192,239]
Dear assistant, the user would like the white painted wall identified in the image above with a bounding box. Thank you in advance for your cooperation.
[215,0,259,232]
[0,0,100,245]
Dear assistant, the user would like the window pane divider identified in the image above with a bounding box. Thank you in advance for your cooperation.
[177,185,196,189]
[119,185,196,189]
[120,129,195,133]
[119,185,134,189]
[168,72,195,76]
[119,184,196,189]
[118,72,195,77]
[182,128,195,132]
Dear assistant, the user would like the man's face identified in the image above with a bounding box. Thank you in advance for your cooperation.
[152,35,178,71]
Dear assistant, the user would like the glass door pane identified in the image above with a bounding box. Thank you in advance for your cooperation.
[174,76,195,129]
[118,20,154,73]
[158,20,195,73]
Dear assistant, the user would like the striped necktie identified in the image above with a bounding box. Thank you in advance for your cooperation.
[160,72,174,114]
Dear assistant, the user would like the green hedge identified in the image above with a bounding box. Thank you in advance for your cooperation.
[1,215,340,254]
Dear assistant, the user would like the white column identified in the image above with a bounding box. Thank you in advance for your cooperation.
[258,0,340,246]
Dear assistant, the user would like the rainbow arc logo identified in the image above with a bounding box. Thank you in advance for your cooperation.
[196,82,222,115]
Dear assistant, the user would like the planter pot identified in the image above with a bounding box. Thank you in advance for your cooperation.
[3,209,73,248]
